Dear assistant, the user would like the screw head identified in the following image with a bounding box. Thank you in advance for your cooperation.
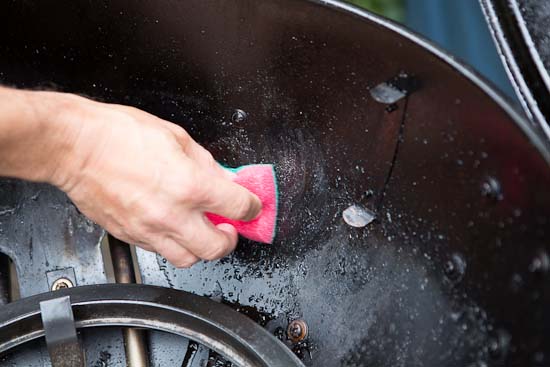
[287,319,308,343]
[51,277,74,291]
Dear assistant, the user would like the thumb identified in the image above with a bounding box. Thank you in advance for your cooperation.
[199,174,262,221]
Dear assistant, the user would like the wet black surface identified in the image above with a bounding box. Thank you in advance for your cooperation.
[0,1,549,366]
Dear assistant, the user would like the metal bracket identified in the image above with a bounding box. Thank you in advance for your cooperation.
[46,268,77,291]
[40,296,85,367]
[0,182,127,365]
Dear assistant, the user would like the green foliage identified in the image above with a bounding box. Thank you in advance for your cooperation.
[345,0,405,22]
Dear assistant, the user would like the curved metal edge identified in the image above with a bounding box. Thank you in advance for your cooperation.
[507,1,550,97]
[479,0,539,123]
[479,0,550,143]
[0,284,304,367]
[311,0,550,163]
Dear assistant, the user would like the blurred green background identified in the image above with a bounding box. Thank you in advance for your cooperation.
[344,0,516,101]
[346,0,405,22]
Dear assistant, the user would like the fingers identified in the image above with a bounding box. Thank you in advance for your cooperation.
[161,121,233,179]
[185,142,232,179]
[173,215,238,261]
[155,218,237,267]
[198,173,262,221]
[154,237,200,268]
[172,128,232,179]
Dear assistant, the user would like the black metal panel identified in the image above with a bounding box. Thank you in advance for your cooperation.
[0,182,127,366]
[0,1,548,366]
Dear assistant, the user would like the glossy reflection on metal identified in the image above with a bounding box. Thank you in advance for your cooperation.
[0,284,304,367]
[109,236,149,367]
[39,296,85,367]
[1,0,550,366]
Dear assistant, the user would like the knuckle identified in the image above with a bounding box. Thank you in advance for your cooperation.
[155,241,194,268]
[159,128,177,145]
[176,178,200,202]
[109,226,136,245]
[201,242,227,261]
[173,127,190,144]
[125,219,149,243]
[146,205,171,226]
[201,232,234,260]
[232,195,253,220]
[201,149,215,163]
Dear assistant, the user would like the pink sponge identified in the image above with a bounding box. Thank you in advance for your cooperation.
[206,164,278,244]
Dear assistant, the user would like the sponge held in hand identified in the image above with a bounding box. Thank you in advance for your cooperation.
[206,164,278,244]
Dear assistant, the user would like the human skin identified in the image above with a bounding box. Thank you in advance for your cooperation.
[0,86,262,267]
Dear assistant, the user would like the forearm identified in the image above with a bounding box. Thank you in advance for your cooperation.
[0,87,79,186]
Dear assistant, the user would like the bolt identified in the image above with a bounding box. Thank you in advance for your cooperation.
[287,319,308,343]
[51,277,74,291]
[443,253,466,284]
[231,109,247,124]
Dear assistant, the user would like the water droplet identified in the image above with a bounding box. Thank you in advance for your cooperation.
[385,103,398,113]
[342,204,375,228]
[529,250,549,274]
[532,351,545,364]
[443,253,466,283]
[488,329,511,361]
[481,177,503,201]
[231,109,247,124]
[510,273,523,292]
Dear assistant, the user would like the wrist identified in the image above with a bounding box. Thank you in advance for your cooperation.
[3,88,85,187]
[30,91,87,189]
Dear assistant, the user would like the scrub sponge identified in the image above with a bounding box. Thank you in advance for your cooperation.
[207,164,278,244]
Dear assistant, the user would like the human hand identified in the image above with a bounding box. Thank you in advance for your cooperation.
[26,92,261,267]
